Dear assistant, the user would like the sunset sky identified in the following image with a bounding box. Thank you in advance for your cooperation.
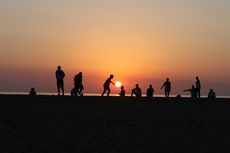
[0,0,230,96]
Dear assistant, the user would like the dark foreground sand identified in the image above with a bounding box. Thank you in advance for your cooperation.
[1,95,230,153]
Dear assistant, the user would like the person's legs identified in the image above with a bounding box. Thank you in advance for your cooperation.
[131,89,134,96]
[60,81,64,95]
[101,86,107,96]
[71,88,75,96]
[132,89,138,96]
[57,81,60,95]
[78,84,84,95]
[75,85,79,96]
[197,89,200,98]
[165,90,169,97]
[107,87,111,96]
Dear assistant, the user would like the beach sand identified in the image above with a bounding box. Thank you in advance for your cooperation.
[1,95,230,152]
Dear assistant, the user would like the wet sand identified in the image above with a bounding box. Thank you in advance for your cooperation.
[1,95,230,153]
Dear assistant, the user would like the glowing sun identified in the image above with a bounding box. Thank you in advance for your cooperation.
[115,81,121,87]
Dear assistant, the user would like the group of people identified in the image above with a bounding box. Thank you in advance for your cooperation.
[182,76,216,98]
[183,76,201,98]
[98,74,154,97]
[55,66,84,96]
[29,65,215,98]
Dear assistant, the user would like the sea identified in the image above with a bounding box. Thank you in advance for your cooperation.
[0,91,230,98]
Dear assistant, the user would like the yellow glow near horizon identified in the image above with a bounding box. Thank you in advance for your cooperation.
[115,81,121,88]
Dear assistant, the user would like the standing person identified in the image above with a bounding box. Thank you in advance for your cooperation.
[74,72,84,96]
[161,78,171,97]
[195,76,201,98]
[119,86,125,96]
[101,74,115,96]
[131,84,142,97]
[55,65,65,96]
[146,84,154,97]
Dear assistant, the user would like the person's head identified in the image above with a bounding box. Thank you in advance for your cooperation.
[149,84,152,88]
[121,86,124,90]
[57,66,61,70]
[136,84,139,88]
[110,74,114,79]
[196,76,199,80]
[31,87,35,91]
[79,72,82,76]
[166,78,169,81]
[210,89,213,92]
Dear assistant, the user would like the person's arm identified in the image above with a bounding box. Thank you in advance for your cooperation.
[131,89,134,96]
[161,83,165,89]
[183,89,191,92]
[111,81,115,85]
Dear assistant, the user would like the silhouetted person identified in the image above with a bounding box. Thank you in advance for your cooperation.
[29,87,36,96]
[161,78,171,97]
[183,85,197,98]
[101,74,115,96]
[70,87,76,96]
[131,84,142,97]
[74,72,84,96]
[55,65,65,96]
[119,86,125,96]
[208,89,216,99]
[146,84,154,97]
[195,76,201,98]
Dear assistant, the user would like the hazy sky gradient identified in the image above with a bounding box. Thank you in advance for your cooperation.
[1,0,230,95]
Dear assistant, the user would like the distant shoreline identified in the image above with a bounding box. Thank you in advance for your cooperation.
[1,91,230,99]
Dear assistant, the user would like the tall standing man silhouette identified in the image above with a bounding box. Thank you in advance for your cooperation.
[195,76,201,98]
[55,65,65,96]
[161,78,171,97]
[101,74,115,96]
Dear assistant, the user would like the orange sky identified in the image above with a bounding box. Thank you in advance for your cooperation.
[0,0,230,95]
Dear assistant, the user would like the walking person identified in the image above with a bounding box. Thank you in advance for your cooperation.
[55,65,65,96]
[101,74,115,96]
[161,78,171,97]
[74,72,84,96]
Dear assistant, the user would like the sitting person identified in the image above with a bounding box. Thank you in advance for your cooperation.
[29,88,36,96]
[70,87,77,96]
[131,84,142,97]
[119,86,125,96]
[208,89,216,99]
[146,84,154,97]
